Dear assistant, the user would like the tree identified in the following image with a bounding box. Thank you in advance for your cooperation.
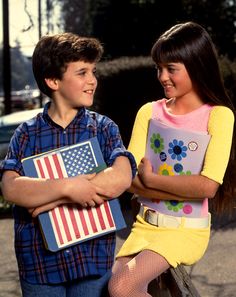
[181,0,236,59]
[11,42,36,91]
[0,42,36,92]
[57,0,236,59]
[58,0,93,35]
[90,0,184,58]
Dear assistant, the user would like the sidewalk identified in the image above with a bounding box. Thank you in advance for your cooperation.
[1,209,236,297]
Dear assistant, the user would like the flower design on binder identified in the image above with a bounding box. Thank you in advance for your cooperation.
[150,133,164,154]
[179,170,192,176]
[168,139,187,161]
[165,200,184,212]
[158,163,174,176]
[173,163,183,173]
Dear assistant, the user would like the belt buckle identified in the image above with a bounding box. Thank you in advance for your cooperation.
[144,209,158,226]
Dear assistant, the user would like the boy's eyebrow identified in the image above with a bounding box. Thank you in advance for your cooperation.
[74,66,96,72]
[73,67,88,74]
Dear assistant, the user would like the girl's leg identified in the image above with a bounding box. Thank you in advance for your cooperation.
[108,250,170,297]
[111,255,134,274]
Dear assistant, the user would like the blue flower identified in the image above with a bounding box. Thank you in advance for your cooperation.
[174,163,183,173]
[168,139,187,161]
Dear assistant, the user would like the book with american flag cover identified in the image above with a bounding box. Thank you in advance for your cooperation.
[22,137,126,252]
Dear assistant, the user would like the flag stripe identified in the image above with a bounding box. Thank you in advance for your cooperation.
[87,208,98,233]
[78,209,89,236]
[95,206,106,230]
[59,207,72,242]
[64,207,77,241]
[74,208,86,237]
[104,201,115,227]
[52,154,63,177]
[51,209,64,245]
[36,159,46,178]
[44,156,55,179]
[92,207,102,232]
[68,207,81,239]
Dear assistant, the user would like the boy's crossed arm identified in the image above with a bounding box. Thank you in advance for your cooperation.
[1,155,132,216]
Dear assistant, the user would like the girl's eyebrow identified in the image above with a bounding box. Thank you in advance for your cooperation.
[166,62,178,66]
[156,62,176,68]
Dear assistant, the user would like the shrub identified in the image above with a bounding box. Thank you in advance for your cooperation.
[95,55,236,147]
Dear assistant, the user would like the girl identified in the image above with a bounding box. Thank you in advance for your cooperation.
[108,22,235,297]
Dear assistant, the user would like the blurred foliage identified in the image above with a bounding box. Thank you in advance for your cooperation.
[58,0,236,60]
[1,0,236,92]
[95,55,236,147]
[0,43,37,92]
[95,56,163,146]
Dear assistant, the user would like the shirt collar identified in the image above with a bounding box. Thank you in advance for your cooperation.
[42,101,86,128]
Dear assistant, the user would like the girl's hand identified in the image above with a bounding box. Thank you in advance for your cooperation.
[138,157,153,185]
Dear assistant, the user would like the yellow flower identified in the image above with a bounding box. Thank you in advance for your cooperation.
[158,163,175,176]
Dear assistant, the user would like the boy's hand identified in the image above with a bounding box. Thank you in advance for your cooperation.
[28,198,71,217]
[28,173,113,217]
[65,173,112,207]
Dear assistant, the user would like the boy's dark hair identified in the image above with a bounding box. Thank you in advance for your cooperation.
[32,32,104,98]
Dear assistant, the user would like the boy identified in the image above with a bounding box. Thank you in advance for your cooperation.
[0,33,136,297]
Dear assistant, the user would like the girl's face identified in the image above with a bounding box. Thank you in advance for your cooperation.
[157,62,194,100]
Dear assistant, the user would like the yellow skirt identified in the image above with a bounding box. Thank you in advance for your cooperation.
[116,214,211,268]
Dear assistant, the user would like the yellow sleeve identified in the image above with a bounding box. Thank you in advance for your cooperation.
[201,106,234,184]
[128,102,152,164]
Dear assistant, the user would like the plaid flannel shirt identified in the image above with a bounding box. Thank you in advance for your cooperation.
[0,102,136,284]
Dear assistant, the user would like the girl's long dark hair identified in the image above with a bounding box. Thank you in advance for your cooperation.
[151,22,236,214]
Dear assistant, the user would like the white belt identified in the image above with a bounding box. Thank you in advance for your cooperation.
[139,205,210,229]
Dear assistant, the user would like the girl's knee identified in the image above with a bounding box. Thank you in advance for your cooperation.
[108,274,127,297]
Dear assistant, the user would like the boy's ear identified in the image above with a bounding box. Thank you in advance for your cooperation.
[44,78,59,90]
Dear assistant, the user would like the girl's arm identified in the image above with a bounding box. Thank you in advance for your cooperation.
[138,157,219,199]
[128,105,234,201]
[128,174,189,200]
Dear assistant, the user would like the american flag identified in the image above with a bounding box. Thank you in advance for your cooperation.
[48,202,115,248]
[22,138,124,251]
[34,141,98,179]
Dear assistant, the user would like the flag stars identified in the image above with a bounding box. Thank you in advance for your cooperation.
[61,143,97,177]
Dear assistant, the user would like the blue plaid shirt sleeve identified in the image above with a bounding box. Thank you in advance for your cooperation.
[98,119,137,178]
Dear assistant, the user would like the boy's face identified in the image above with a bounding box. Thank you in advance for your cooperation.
[56,61,98,108]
